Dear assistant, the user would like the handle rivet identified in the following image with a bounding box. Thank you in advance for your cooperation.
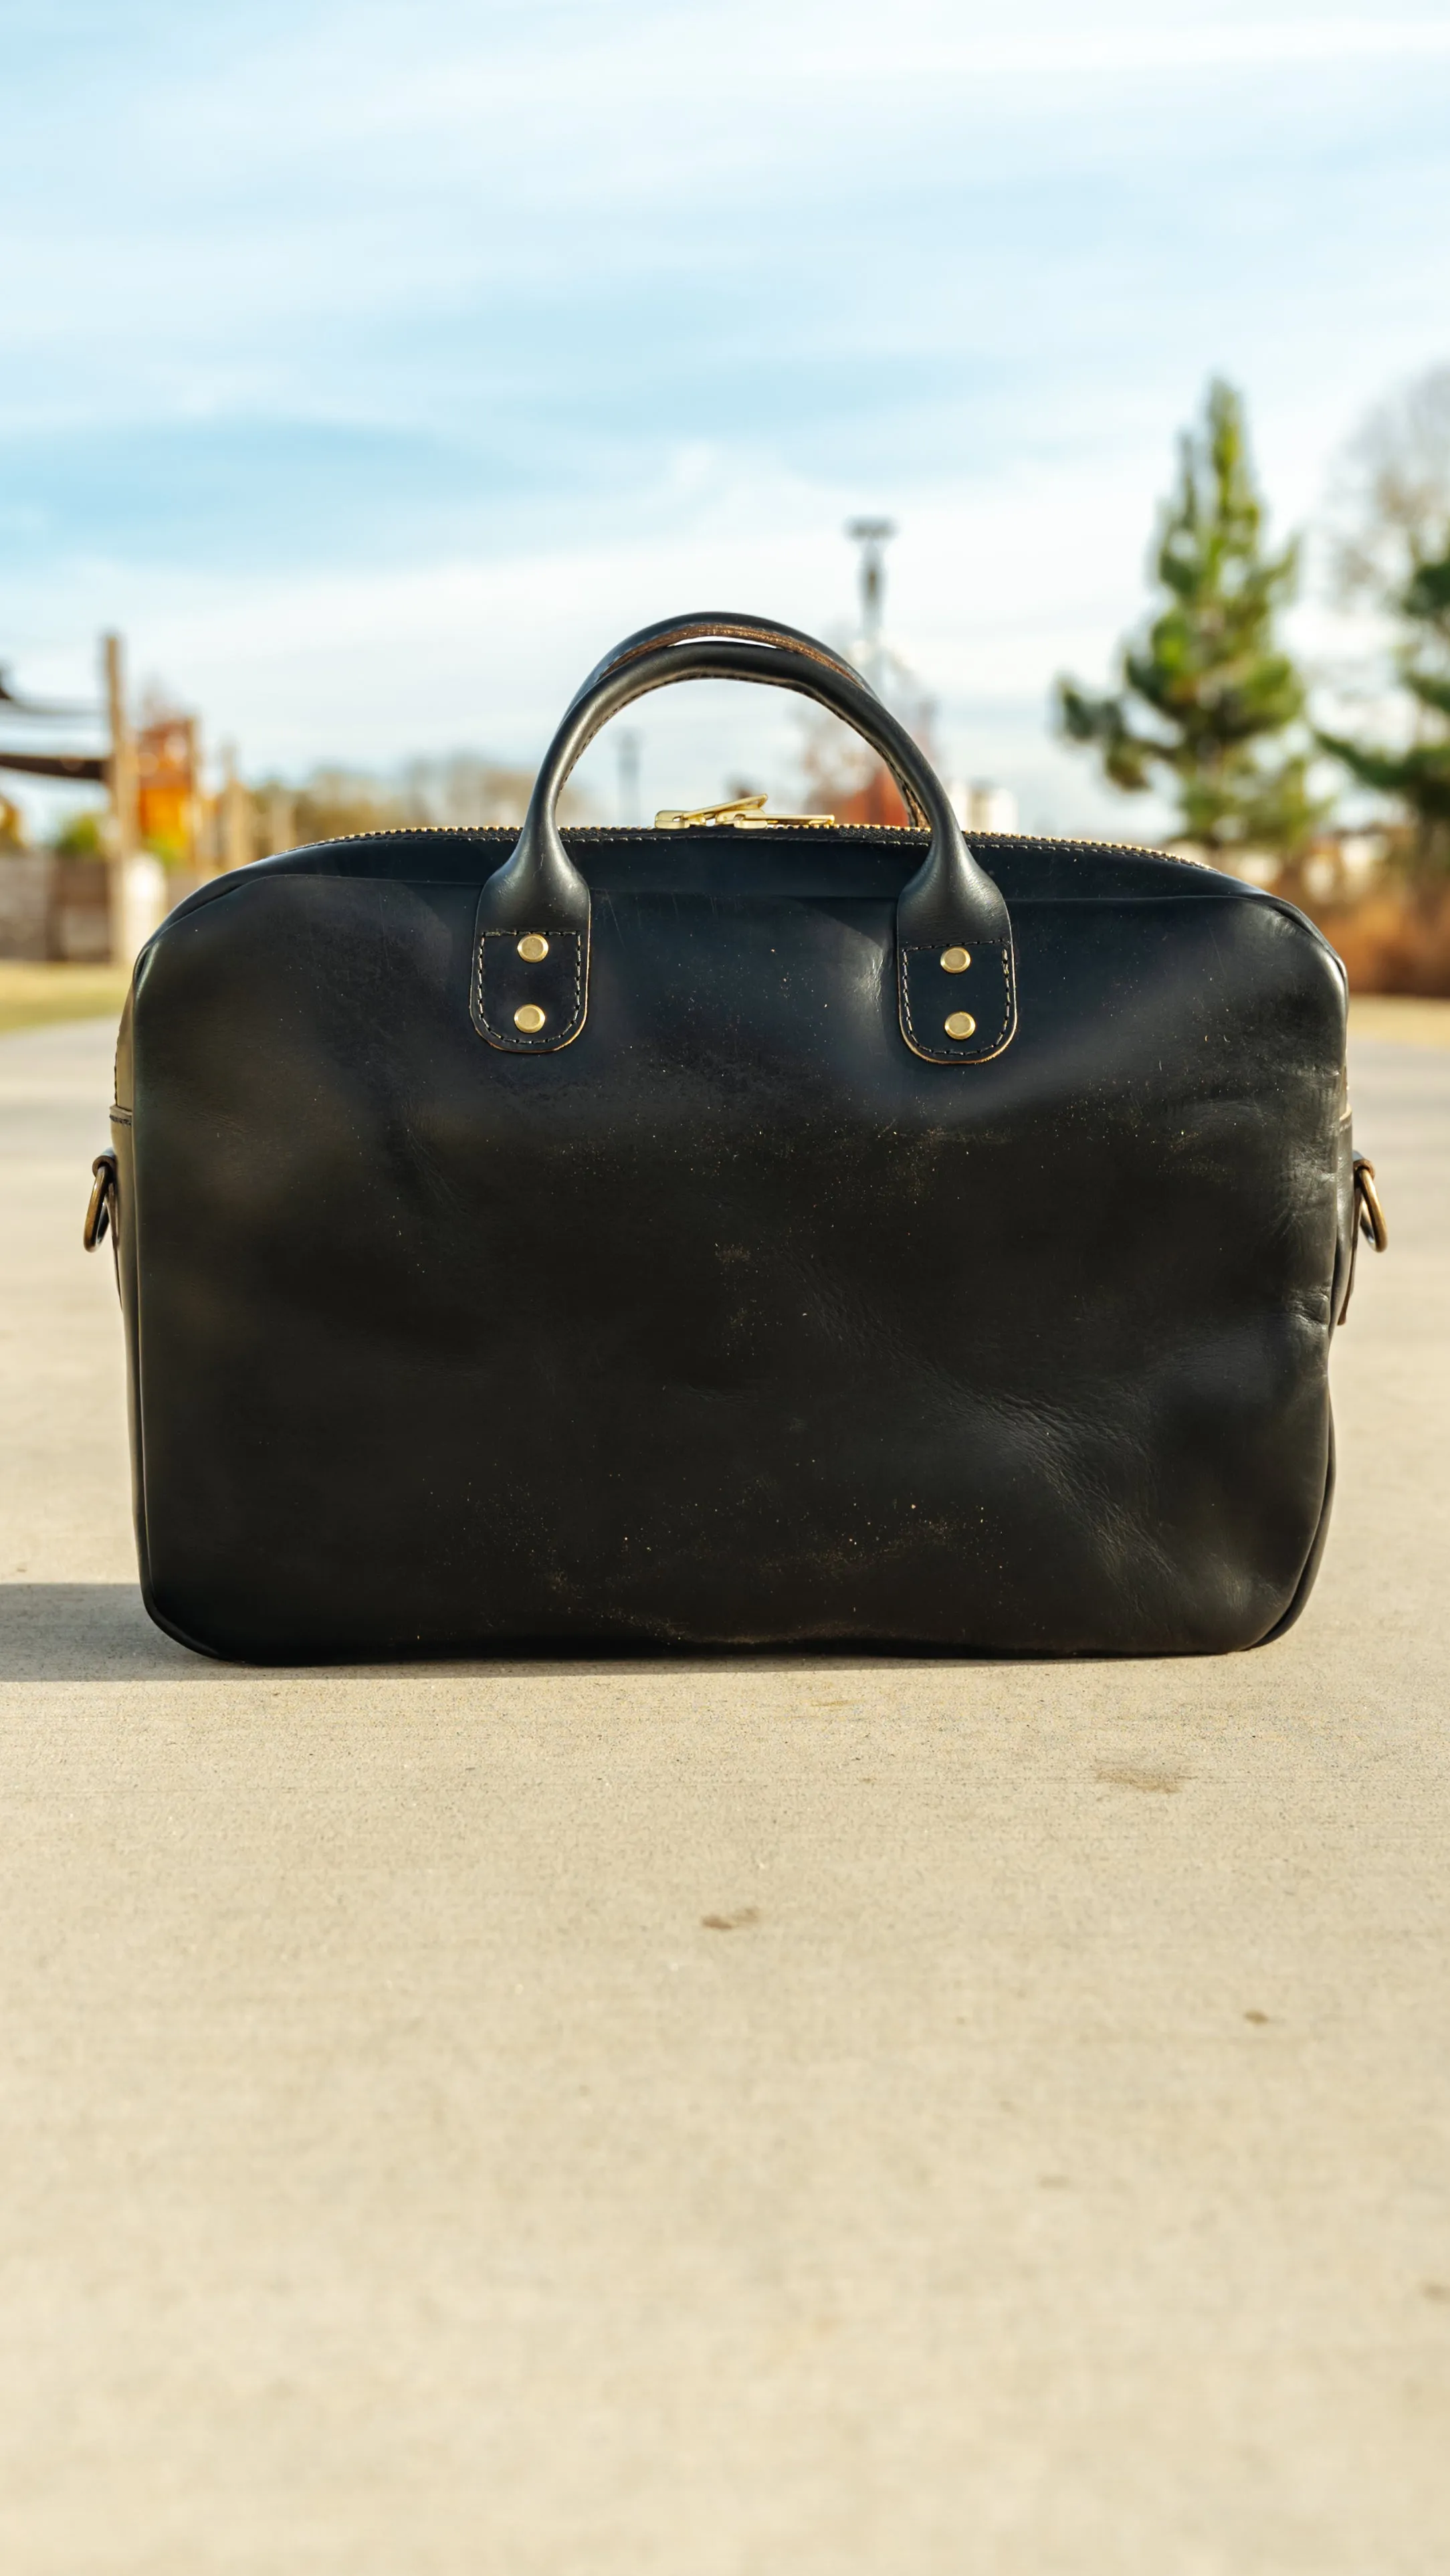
[517,933,550,962]
[944,1011,976,1040]
[514,1003,546,1033]
[940,945,972,973]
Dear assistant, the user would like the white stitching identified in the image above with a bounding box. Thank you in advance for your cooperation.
[898,943,1015,1060]
[474,930,585,1047]
[475,930,584,1039]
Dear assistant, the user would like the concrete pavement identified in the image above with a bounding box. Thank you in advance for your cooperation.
[1,1013,1447,2575]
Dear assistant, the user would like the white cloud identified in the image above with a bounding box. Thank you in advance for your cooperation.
[2,0,1446,842]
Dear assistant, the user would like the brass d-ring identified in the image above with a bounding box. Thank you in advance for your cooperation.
[1354,1155,1388,1253]
[84,1150,118,1252]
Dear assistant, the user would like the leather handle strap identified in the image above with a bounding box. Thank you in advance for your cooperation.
[566,610,877,724]
[472,625,1018,1067]
[565,635,932,825]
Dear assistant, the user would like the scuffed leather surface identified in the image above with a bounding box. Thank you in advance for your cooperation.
[1331,1105,1356,1322]
[118,833,1347,1662]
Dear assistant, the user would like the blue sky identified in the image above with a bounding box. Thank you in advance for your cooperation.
[3,0,1449,829]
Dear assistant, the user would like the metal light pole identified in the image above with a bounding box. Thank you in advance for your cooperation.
[846,518,896,698]
[617,728,641,827]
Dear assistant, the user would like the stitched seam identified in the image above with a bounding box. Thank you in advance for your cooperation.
[898,944,1013,1057]
[898,943,1013,1054]
[475,930,585,1045]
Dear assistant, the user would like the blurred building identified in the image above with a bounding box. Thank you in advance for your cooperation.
[952,781,1020,836]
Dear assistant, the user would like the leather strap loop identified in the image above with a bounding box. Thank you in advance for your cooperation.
[472,622,1018,1066]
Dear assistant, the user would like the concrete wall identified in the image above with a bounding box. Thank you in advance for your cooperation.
[0,854,55,960]
[0,854,207,963]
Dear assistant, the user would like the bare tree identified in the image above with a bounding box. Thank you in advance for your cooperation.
[1326,365,1450,605]
[1319,367,1450,877]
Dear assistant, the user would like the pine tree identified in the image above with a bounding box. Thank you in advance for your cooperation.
[1057,380,1324,858]
[1318,541,1450,878]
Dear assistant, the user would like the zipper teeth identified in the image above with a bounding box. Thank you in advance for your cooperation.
[314,823,1207,866]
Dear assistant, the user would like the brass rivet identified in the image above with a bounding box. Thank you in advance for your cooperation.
[944,1011,976,1040]
[940,945,972,973]
[514,1003,546,1033]
[517,932,550,962]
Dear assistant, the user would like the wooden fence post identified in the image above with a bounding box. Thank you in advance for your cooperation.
[103,633,139,964]
[221,746,252,874]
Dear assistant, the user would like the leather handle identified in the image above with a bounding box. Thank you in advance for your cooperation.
[472,623,1018,1066]
[562,634,930,829]
[565,610,875,720]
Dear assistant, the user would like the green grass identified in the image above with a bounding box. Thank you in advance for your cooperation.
[0,963,131,1036]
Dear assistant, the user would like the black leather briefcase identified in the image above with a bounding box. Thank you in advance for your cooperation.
[92,613,1380,1662]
